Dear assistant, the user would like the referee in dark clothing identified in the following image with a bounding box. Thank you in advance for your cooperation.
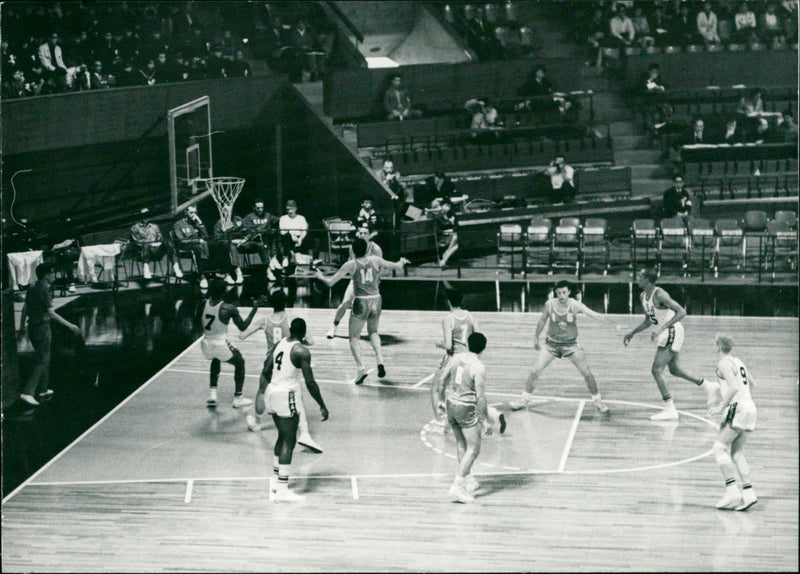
[16,262,82,406]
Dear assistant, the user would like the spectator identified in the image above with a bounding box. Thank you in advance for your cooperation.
[663,175,693,219]
[38,31,68,91]
[383,74,422,121]
[3,69,34,98]
[686,117,709,144]
[760,3,785,45]
[241,198,281,281]
[631,6,655,48]
[421,171,457,208]
[92,31,118,69]
[466,7,499,60]
[378,159,407,203]
[697,1,722,44]
[116,59,141,86]
[16,262,82,407]
[732,2,758,43]
[737,88,764,116]
[750,117,781,143]
[540,155,576,202]
[130,212,182,280]
[173,205,211,288]
[776,110,799,142]
[585,7,607,67]
[521,66,553,97]
[357,196,379,231]
[279,199,317,265]
[206,44,228,78]
[431,199,458,268]
[138,58,157,85]
[669,3,698,47]
[86,59,113,89]
[609,4,636,51]
[213,215,247,284]
[650,5,672,46]
[465,97,501,140]
[643,63,672,131]
[712,116,744,144]
[227,50,251,77]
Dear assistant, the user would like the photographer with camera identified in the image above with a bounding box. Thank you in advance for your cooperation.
[540,155,576,203]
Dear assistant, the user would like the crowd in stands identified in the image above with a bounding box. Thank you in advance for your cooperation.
[576,0,798,67]
[1,1,335,99]
[442,2,535,60]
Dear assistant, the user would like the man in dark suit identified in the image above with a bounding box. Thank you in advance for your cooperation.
[419,172,456,207]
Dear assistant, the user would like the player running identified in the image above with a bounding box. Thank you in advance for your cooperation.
[623,268,720,421]
[437,332,491,503]
[709,334,758,511]
[315,237,409,384]
[200,280,265,408]
[255,318,329,502]
[239,289,323,453]
[510,280,615,414]
[325,224,383,340]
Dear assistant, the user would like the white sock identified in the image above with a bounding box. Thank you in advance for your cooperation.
[591,393,601,401]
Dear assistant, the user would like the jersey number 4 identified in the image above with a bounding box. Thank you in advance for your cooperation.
[275,351,284,371]
[205,314,215,330]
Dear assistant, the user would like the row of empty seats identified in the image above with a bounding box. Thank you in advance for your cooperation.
[682,156,798,181]
[496,211,797,279]
[697,174,798,202]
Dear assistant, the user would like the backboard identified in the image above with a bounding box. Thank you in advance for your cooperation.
[168,96,213,214]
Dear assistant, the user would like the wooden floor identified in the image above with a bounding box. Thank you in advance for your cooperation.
[2,309,797,572]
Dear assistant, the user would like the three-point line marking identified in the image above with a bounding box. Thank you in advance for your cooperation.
[558,400,585,473]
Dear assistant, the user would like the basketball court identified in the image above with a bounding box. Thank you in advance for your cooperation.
[2,310,797,571]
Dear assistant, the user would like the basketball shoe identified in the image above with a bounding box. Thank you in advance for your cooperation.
[232,396,252,409]
[716,486,743,510]
[509,391,537,411]
[736,487,758,511]
[206,388,217,407]
[650,402,679,421]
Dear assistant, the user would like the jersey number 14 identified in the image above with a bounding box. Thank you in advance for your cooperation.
[360,268,374,283]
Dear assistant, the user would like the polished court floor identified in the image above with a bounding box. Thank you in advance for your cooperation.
[2,298,797,572]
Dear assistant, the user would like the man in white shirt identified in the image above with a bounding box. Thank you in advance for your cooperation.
[733,2,758,43]
[279,199,317,265]
[38,32,67,90]
[697,2,721,44]
[609,5,636,48]
[543,155,576,202]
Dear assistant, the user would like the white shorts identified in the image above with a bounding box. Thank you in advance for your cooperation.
[655,322,684,353]
[201,338,237,362]
[724,399,757,432]
[266,385,303,418]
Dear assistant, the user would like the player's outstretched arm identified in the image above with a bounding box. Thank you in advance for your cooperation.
[575,301,617,326]
[296,346,329,421]
[239,314,264,340]
[229,296,265,332]
[375,255,410,272]
[315,260,355,287]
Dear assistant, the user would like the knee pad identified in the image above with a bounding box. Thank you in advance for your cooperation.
[713,440,732,466]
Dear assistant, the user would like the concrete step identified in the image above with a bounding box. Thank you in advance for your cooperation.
[613,134,653,151]
[614,149,663,165]
[632,178,675,198]
[631,164,673,180]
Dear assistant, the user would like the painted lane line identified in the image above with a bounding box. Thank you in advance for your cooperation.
[412,372,436,388]
[558,399,585,473]
[3,338,204,504]
[351,476,359,500]
[184,479,194,503]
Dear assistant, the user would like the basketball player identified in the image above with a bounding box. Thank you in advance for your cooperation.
[325,224,383,340]
[316,238,410,384]
[437,332,491,503]
[432,288,505,435]
[201,280,265,408]
[709,334,758,511]
[255,318,329,502]
[623,269,719,421]
[510,280,615,414]
[239,290,323,453]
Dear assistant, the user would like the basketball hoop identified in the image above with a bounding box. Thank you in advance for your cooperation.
[199,177,245,231]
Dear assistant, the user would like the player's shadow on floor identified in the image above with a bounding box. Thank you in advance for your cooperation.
[475,474,537,497]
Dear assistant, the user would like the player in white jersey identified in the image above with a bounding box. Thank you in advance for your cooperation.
[316,237,409,384]
[437,332,490,503]
[255,318,329,502]
[623,269,719,421]
[510,280,617,414]
[200,280,265,408]
[325,224,383,340]
[709,334,758,510]
[431,288,506,435]
[239,290,322,453]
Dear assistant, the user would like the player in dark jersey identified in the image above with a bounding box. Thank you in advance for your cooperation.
[316,238,409,385]
[510,280,617,414]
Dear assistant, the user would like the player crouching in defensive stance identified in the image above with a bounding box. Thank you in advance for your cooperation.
[201,280,266,408]
[709,334,758,511]
[255,318,329,502]
[510,280,614,414]
[437,332,491,503]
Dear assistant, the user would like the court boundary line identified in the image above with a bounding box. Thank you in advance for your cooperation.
[2,338,204,504]
[558,400,585,472]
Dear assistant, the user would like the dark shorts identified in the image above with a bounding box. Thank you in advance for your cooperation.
[446,399,479,428]
[352,296,382,321]
[28,322,52,364]
[545,341,581,359]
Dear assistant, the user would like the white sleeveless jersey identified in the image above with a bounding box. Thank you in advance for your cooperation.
[641,288,676,326]
[716,355,754,404]
[271,338,302,391]
[264,315,290,350]
[202,300,229,341]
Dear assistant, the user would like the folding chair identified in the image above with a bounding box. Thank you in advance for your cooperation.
[713,219,744,277]
[688,218,715,276]
[551,217,581,276]
[774,210,797,229]
[170,229,199,280]
[581,217,609,275]
[659,218,689,276]
[323,218,356,265]
[742,210,768,270]
[496,224,525,277]
[765,220,798,280]
[525,217,552,274]
[124,237,171,283]
[631,219,660,276]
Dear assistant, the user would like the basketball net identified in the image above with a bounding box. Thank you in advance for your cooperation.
[203,177,245,231]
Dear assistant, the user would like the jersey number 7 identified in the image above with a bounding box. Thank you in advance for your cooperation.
[205,314,215,330]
